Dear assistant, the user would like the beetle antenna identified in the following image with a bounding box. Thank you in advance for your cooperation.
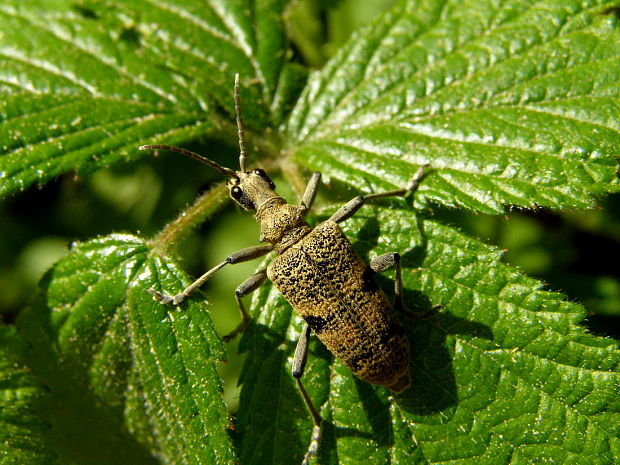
[234,73,247,172]
[139,145,239,179]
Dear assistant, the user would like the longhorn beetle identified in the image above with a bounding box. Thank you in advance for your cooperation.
[140,74,430,465]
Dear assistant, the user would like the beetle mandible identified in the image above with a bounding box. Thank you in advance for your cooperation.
[140,74,430,465]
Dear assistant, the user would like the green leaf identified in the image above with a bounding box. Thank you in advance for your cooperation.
[0,323,56,465]
[16,234,234,465]
[229,1,620,463]
[0,0,298,196]
[286,0,620,213]
[2,0,619,464]
[236,204,620,464]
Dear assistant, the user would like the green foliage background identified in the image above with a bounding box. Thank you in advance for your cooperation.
[1,0,619,464]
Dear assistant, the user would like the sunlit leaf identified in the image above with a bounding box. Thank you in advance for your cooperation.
[0,0,297,196]
[286,0,620,213]
[1,0,618,464]
[17,234,233,465]
[237,205,620,464]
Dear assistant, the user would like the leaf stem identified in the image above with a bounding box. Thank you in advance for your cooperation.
[149,182,229,253]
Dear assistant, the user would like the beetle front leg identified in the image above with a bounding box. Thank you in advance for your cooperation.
[222,269,268,342]
[149,244,272,305]
[300,172,321,216]
[292,323,322,465]
[328,164,430,223]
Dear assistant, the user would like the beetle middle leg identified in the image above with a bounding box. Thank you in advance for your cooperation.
[329,163,431,318]
[292,323,322,465]
[370,252,404,310]
[222,269,268,342]
[370,252,441,320]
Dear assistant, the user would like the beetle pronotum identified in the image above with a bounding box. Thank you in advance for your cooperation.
[140,74,430,464]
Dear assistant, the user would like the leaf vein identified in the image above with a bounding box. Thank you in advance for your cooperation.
[3,111,182,160]
[0,50,101,95]
[309,4,614,139]
[1,10,179,103]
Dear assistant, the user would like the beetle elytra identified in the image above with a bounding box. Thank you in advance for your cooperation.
[140,74,430,465]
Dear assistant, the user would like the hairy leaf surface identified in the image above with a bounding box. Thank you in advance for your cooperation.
[237,205,620,464]
[0,0,295,196]
[0,324,56,465]
[16,235,233,465]
[287,0,620,213]
[0,0,618,464]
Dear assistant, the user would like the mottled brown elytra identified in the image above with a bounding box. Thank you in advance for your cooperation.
[140,74,430,465]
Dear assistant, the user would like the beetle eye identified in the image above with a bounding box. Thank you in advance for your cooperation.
[253,168,275,189]
[230,185,255,210]
[231,185,243,200]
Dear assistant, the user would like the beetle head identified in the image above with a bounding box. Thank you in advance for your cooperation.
[137,144,277,211]
[139,74,279,212]
[227,168,276,211]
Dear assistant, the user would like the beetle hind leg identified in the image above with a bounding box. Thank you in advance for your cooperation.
[292,323,323,465]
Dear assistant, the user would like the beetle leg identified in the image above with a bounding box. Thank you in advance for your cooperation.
[371,252,441,320]
[328,164,430,223]
[148,244,272,305]
[292,323,322,465]
[222,269,268,342]
[370,252,403,311]
[300,172,322,216]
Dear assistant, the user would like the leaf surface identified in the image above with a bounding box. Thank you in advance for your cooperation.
[1,0,619,464]
[16,234,234,465]
[236,204,620,464]
[0,324,56,465]
[286,0,620,213]
[0,0,296,196]
[232,5,620,462]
